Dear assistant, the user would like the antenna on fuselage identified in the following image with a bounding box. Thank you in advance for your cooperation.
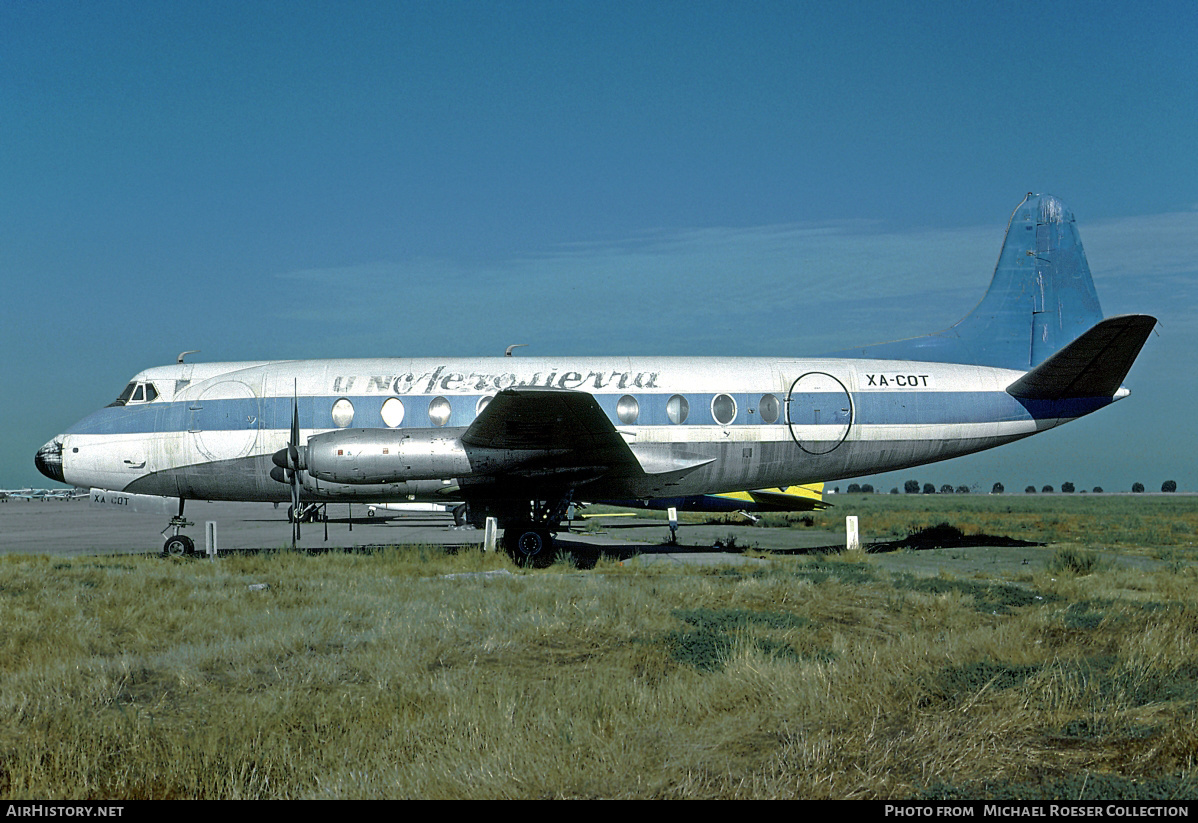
[505,344,528,357]
[177,350,200,364]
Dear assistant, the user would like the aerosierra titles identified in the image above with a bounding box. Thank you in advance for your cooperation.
[331,367,662,396]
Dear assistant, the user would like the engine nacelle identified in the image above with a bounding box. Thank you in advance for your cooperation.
[306,428,471,485]
[299,475,456,499]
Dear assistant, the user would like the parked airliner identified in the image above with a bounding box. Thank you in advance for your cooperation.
[36,194,1155,564]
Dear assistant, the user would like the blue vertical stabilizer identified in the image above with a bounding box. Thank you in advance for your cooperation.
[834,194,1104,370]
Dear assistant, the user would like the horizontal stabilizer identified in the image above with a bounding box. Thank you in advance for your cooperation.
[1005,314,1157,400]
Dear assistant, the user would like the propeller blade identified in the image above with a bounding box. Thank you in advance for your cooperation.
[291,475,300,545]
[291,383,301,547]
[290,384,300,457]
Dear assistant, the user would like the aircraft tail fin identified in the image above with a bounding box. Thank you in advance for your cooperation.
[1005,314,1157,400]
[836,194,1106,370]
[742,483,829,511]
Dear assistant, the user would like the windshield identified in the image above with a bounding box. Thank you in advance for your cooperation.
[106,381,158,407]
[107,382,137,407]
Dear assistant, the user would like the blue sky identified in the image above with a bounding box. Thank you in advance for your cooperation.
[2,1,1196,493]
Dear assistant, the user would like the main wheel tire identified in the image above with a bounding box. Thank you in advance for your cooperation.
[163,534,195,557]
[504,526,556,568]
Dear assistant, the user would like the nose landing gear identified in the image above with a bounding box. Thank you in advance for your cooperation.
[161,498,195,557]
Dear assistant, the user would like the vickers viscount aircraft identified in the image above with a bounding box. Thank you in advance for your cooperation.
[36,194,1156,565]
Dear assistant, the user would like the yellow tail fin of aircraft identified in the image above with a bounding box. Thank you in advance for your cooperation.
[595,483,827,516]
[715,483,828,512]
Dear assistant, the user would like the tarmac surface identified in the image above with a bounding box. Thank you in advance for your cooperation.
[0,497,1162,577]
[0,497,819,566]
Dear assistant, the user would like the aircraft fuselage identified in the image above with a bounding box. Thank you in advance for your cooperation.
[40,354,1099,506]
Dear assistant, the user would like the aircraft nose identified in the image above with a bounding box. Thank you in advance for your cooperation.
[35,438,65,483]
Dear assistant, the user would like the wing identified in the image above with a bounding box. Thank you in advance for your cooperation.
[461,387,713,492]
[462,386,633,457]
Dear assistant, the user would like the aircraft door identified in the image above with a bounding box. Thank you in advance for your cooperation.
[786,372,853,454]
[189,381,261,462]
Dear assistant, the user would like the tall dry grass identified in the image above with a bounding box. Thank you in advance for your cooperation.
[1,540,1197,799]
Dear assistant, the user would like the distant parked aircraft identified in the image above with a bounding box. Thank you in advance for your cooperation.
[0,488,86,501]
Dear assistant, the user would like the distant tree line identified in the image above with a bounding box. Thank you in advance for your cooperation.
[837,479,1181,494]
[866,478,1185,494]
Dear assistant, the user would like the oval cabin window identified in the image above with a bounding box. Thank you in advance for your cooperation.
[712,394,737,425]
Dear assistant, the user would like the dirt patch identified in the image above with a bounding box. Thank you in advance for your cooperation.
[867,522,1044,552]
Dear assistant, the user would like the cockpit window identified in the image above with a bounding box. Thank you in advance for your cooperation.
[107,381,159,407]
[108,383,138,407]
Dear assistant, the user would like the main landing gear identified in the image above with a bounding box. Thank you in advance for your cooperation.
[499,495,573,568]
[503,524,556,567]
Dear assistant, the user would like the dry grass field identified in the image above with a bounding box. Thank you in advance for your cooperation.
[754,491,1198,550]
[2,495,1198,799]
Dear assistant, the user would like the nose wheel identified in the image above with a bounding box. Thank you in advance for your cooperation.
[163,533,195,557]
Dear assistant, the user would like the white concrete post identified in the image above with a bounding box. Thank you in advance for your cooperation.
[846,515,860,552]
[484,517,498,552]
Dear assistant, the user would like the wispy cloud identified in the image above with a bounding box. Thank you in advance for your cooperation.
[271,209,1198,357]
[1086,211,1198,279]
